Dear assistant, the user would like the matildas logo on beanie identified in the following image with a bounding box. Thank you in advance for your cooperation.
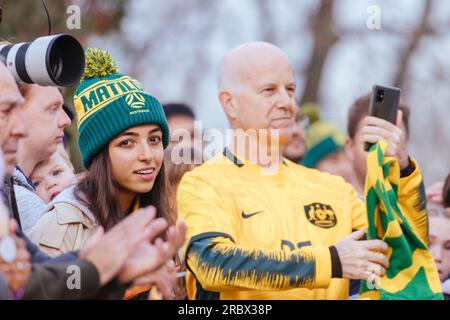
[74,48,169,168]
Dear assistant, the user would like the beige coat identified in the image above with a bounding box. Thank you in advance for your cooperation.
[28,202,96,257]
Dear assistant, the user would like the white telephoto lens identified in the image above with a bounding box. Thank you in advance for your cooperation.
[25,35,58,86]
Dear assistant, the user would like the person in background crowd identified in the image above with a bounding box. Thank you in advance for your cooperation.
[164,146,204,300]
[302,120,356,185]
[345,93,410,196]
[12,82,71,234]
[282,108,307,163]
[429,173,450,300]
[30,144,78,204]
[163,102,203,214]
[165,146,203,224]
[163,103,197,151]
[427,180,445,207]
[343,92,412,297]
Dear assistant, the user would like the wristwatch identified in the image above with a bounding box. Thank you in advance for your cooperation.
[0,235,17,263]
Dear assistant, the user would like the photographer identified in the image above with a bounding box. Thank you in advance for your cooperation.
[13,82,71,234]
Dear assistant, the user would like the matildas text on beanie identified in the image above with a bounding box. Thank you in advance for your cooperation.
[74,48,169,168]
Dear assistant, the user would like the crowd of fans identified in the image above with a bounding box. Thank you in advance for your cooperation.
[0,41,448,300]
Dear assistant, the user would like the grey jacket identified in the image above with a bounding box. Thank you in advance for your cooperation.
[11,167,47,234]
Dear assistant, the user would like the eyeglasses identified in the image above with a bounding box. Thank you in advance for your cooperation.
[296,114,310,129]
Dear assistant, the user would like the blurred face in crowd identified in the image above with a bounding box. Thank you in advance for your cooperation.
[30,147,77,203]
[0,64,28,174]
[346,117,407,192]
[316,149,356,184]
[167,114,195,150]
[345,119,371,190]
[219,42,296,146]
[428,206,450,281]
[283,113,306,162]
[108,124,164,198]
[19,84,71,163]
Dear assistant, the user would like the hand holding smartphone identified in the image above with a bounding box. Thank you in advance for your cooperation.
[364,85,401,151]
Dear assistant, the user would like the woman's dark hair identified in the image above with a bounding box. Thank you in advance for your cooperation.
[163,103,195,120]
[76,147,170,231]
[443,173,450,208]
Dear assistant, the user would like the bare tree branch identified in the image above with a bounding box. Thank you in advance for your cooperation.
[256,0,277,43]
[298,0,338,106]
[394,0,434,88]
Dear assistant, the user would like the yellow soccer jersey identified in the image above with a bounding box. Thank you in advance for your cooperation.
[177,148,425,300]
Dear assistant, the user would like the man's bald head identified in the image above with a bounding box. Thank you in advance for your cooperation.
[218,42,294,93]
[217,41,297,147]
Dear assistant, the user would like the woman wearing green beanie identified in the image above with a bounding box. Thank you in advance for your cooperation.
[28,49,183,298]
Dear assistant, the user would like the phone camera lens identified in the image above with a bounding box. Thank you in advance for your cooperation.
[376,89,384,103]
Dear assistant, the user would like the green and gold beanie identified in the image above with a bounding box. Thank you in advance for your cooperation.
[301,121,347,168]
[74,48,169,168]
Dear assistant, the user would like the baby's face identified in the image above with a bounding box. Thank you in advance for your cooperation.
[30,152,77,203]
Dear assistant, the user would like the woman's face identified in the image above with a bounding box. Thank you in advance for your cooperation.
[108,124,164,195]
[429,212,450,281]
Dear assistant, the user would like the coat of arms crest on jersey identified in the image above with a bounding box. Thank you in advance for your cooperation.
[304,203,337,229]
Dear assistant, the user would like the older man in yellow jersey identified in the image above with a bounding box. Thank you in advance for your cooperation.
[177,42,423,300]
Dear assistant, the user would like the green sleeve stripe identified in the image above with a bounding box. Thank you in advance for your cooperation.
[195,280,220,300]
[188,236,316,290]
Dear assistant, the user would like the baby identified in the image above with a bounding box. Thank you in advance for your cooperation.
[30,144,78,203]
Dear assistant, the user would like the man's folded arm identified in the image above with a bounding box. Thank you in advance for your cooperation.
[186,234,342,292]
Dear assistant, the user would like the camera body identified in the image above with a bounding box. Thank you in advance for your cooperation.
[0,34,85,87]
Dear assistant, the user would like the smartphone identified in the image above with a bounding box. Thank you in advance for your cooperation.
[364,84,401,151]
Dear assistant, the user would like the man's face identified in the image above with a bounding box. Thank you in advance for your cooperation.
[316,150,355,184]
[346,117,407,188]
[19,85,71,160]
[0,66,28,174]
[282,114,306,162]
[345,120,368,188]
[231,55,296,145]
[167,114,195,148]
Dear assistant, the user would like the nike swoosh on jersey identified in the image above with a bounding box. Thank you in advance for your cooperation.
[241,210,263,219]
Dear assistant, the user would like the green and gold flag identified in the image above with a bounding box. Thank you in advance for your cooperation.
[359,141,443,300]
